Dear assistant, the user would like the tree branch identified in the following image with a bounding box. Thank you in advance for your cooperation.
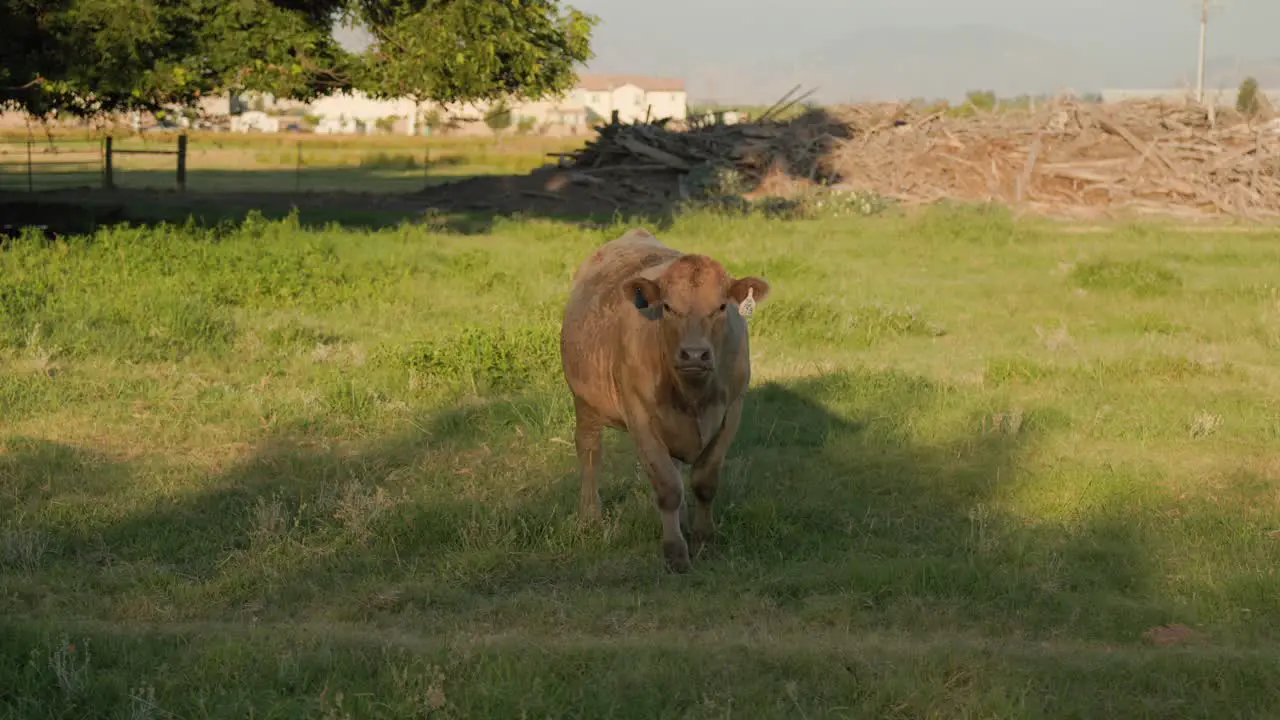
[1,77,44,91]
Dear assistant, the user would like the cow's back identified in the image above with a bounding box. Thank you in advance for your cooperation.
[561,229,678,424]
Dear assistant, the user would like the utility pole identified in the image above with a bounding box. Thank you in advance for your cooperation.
[1195,0,1208,103]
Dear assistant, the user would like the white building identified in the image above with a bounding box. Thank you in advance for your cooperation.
[315,116,360,134]
[229,111,280,133]
[691,110,743,125]
[570,74,688,124]
[309,90,421,133]
[426,74,687,135]
[209,74,689,136]
[497,97,589,135]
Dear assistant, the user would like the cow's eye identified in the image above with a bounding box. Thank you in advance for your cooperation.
[662,303,673,314]
[718,303,727,312]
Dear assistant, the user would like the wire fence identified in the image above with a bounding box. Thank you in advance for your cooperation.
[0,137,104,192]
[0,132,574,194]
[0,135,188,192]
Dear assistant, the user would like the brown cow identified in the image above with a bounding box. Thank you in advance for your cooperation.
[559,228,770,572]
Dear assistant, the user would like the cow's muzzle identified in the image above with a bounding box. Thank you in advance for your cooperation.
[676,345,714,376]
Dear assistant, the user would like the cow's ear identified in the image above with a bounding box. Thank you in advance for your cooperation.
[623,277,662,311]
[728,276,770,305]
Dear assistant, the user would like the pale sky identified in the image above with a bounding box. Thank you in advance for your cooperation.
[337,1,1280,103]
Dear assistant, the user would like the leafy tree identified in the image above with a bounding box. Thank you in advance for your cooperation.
[422,107,443,133]
[1237,76,1261,117]
[351,0,596,107]
[1,0,597,120]
[0,0,350,118]
[485,100,514,137]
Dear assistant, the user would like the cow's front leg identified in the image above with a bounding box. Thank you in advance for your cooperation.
[630,428,690,573]
[691,397,744,555]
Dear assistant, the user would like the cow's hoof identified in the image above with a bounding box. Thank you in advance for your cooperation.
[663,539,692,573]
[577,502,603,526]
[578,491,601,520]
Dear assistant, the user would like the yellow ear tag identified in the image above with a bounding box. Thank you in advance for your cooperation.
[739,286,756,319]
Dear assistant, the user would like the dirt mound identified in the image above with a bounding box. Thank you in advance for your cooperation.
[418,99,1280,221]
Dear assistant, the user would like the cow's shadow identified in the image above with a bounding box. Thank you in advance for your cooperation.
[4,367,1160,638]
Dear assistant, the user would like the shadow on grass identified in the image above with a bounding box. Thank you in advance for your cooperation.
[1,178,469,240]
[4,368,1161,639]
[0,108,860,238]
[0,180,642,239]
[7,368,1280,715]
[0,438,138,574]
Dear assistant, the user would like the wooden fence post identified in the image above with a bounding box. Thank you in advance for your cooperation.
[103,136,115,190]
[176,134,188,191]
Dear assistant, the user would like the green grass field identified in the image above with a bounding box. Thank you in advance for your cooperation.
[3,203,1280,717]
[0,131,586,193]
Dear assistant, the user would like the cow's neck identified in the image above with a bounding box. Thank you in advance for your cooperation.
[652,353,728,458]
[663,367,725,414]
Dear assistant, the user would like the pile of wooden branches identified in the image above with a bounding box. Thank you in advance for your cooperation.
[543,90,1280,220]
[825,99,1280,219]
[544,89,853,204]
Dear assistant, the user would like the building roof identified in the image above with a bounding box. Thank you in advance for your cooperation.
[575,74,686,93]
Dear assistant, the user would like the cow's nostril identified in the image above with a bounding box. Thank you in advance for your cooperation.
[679,347,711,364]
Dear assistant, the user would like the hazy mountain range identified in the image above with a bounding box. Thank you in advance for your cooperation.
[333,21,1280,106]
[593,26,1280,105]
[675,25,1111,104]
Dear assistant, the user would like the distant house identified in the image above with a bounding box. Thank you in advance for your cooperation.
[308,90,419,133]
[163,74,688,137]
[570,74,688,124]
[479,96,590,136]
[306,89,588,137]
[229,111,280,133]
[316,116,360,134]
[691,110,743,126]
[430,74,687,136]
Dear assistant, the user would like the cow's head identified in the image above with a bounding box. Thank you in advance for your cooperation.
[623,254,770,381]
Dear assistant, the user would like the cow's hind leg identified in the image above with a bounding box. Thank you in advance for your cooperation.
[573,397,605,523]
[691,397,744,555]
